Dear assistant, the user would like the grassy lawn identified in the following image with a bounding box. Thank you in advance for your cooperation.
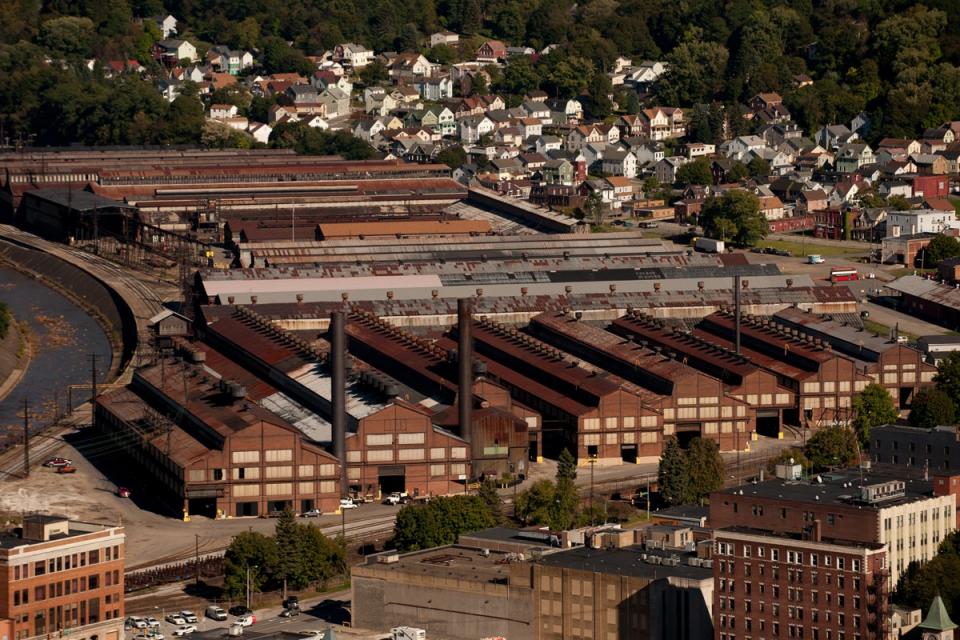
[863,318,917,341]
[754,239,865,257]
[950,197,960,216]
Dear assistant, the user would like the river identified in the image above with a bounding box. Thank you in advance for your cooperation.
[0,266,112,437]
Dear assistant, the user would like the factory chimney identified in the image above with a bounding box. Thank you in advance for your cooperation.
[330,310,348,498]
[734,275,742,355]
[457,298,473,448]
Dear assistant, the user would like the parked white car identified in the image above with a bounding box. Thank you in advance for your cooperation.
[126,617,147,629]
[339,498,358,509]
[172,625,197,636]
[145,618,161,628]
[166,614,186,625]
[179,612,198,624]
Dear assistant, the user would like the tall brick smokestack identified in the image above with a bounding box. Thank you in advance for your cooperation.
[458,298,473,447]
[331,310,348,497]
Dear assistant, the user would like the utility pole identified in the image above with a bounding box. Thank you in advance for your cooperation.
[195,534,200,585]
[90,354,98,404]
[589,456,596,526]
[22,399,30,477]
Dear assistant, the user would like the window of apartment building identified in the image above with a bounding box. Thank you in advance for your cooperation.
[34,585,45,601]
[771,549,780,561]
[89,549,100,564]
[781,508,787,519]
[212,469,224,481]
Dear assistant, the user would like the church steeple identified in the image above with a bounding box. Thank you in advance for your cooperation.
[920,596,957,640]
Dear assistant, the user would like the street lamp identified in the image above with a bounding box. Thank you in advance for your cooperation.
[245,564,258,610]
[588,454,598,526]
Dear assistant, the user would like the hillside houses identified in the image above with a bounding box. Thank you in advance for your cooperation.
[120,18,960,229]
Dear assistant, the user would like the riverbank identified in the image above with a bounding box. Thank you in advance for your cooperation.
[0,312,31,403]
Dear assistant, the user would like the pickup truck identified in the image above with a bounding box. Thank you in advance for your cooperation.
[384,492,410,505]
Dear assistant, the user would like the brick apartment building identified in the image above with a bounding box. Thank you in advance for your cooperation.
[714,527,888,640]
[710,469,956,582]
[0,516,125,640]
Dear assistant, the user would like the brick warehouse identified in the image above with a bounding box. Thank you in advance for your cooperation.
[610,312,794,438]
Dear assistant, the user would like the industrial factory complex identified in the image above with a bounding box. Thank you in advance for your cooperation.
[0,148,940,521]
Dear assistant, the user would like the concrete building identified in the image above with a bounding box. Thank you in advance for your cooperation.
[710,468,957,582]
[0,515,125,640]
[714,527,888,640]
[352,531,713,640]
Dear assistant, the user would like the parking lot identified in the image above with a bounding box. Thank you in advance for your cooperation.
[123,591,386,640]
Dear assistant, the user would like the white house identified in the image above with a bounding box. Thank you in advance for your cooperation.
[334,43,373,68]
[535,135,562,155]
[722,135,766,161]
[459,115,495,144]
[247,122,273,144]
[886,209,960,237]
[415,76,454,101]
[155,14,178,39]
[209,103,238,120]
[157,39,198,63]
[319,86,350,117]
[601,150,638,178]
[430,31,460,47]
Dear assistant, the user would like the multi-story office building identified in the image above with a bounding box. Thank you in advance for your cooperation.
[714,527,888,640]
[0,515,125,640]
[710,468,957,582]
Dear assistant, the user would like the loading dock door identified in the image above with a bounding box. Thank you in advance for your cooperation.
[378,464,407,494]
[621,445,637,463]
[756,409,781,438]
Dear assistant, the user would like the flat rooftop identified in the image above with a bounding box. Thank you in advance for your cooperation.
[360,545,525,583]
[536,545,712,581]
[717,469,935,509]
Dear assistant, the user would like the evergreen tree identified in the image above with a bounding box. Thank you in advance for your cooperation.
[658,436,689,506]
[684,437,725,504]
[274,508,306,592]
[478,479,505,524]
[557,448,577,481]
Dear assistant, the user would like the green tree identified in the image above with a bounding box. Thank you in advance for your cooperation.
[726,162,749,182]
[852,383,899,446]
[514,479,558,526]
[274,509,307,592]
[887,194,912,211]
[657,436,688,506]
[934,352,960,401]
[675,158,713,186]
[538,51,595,98]
[262,36,313,75]
[925,235,960,266]
[297,525,345,589]
[0,302,10,339]
[747,157,771,178]
[909,388,956,429]
[659,28,729,105]
[393,495,495,552]
[223,531,278,600]
[584,73,613,120]
[557,448,577,481]
[498,56,539,96]
[436,145,467,169]
[684,437,725,504]
[698,190,768,247]
[804,425,859,471]
[165,94,205,144]
[40,16,95,57]
[478,479,505,524]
